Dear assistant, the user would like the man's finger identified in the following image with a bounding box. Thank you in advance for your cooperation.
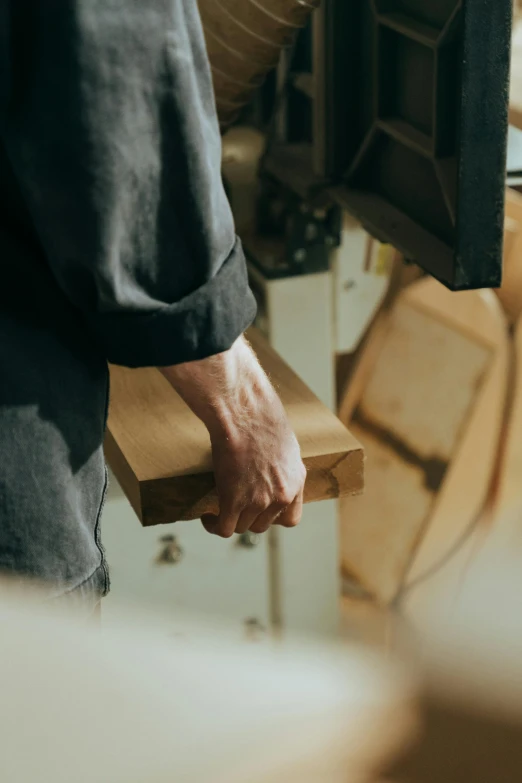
[235,506,263,535]
[214,506,241,538]
[249,502,288,535]
[201,509,239,538]
[201,513,219,535]
[275,490,303,529]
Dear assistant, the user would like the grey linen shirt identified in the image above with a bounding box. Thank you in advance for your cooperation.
[0,0,256,600]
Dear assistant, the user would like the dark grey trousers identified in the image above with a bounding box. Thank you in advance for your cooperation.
[0,225,110,607]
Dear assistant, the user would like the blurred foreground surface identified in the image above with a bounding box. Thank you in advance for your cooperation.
[3,511,522,782]
[0,580,414,783]
[383,514,522,783]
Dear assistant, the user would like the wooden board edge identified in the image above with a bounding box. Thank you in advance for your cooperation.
[402,281,506,351]
[103,429,143,523]
[303,447,365,502]
[135,445,365,527]
[140,472,216,526]
[338,310,393,426]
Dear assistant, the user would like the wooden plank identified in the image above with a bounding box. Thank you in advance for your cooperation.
[341,422,435,603]
[358,302,491,460]
[340,594,395,651]
[510,16,522,130]
[338,256,424,426]
[105,328,364,526]
[496,316,522,519]
[338,310,392,426]
[496,188,522,324]
[340,280,496,604]
[401,289,509,624]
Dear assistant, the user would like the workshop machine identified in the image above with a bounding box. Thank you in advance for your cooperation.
[102,0,514,639]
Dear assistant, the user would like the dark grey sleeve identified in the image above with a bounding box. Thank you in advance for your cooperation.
[1,0,256,367]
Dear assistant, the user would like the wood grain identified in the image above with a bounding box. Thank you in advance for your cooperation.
[340,280,498,604]
[402,287,509,625]
[105,328,364,526]
[510,16,522,130]
[496,188,522,325]
[496,316,522,519]
[338,255,423,426]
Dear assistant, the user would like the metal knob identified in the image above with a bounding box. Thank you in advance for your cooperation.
[237,532,260,549]
[244,617,266,641]
[156,534,183,565]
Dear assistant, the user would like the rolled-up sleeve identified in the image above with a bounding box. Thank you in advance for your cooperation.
[1,0,256,367]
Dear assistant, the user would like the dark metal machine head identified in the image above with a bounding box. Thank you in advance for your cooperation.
[254,0,513,291]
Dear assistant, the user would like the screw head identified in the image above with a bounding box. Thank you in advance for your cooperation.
[304,223,318,242]
[156,535,183,565]
[238,531,259,548]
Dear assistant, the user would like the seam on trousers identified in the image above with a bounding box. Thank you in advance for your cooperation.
[54,363,111,602]
[93,463,110,597]
[51,561,107,599]
[93,363,111,597]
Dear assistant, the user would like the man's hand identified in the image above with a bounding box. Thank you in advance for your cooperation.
[160,337,306,537]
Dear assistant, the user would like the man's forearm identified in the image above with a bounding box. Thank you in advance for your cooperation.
[159,336,280,440]
[2,0,256,369]
[160,336,306,538]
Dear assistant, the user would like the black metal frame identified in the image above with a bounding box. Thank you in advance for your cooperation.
[256,0,512,291]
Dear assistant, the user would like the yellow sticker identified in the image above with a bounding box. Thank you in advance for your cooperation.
[374,243,394,276]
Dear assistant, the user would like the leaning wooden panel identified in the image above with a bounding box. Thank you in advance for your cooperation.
[340,280,505,605]
[105,328,364,526]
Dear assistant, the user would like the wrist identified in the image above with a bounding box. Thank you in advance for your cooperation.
[206,369,275,442]
[160,336,277,437]
[200,342,277,440]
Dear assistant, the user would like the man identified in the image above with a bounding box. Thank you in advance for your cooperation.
[0,0,305,612]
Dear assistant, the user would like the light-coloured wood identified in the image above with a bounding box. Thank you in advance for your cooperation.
[341,422,435,603]
[496,188,522,324]
[340,595,395,650]
[358,301,490,460]
[338,257,424,427]
[401,289,509,625]
[510,16,522,130]
[496,317,522,519]
[338,310,392,425]
[340,282,494,604]
[106,327,364,526]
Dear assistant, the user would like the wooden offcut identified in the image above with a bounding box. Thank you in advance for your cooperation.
[510,15,522,129]
[496,188,522,325]
[105,328,364,526]
[340,280,503,605]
